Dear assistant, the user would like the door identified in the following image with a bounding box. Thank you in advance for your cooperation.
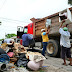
[28,23,33,34]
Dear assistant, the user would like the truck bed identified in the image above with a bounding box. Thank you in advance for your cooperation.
[30,7,72,38]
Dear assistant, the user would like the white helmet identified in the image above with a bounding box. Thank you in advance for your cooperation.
[41,29,45,32]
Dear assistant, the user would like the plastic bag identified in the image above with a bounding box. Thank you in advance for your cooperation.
[0,54,10,64]
[16,54,29,67]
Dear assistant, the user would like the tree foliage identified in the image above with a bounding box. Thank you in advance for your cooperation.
[5,34,17,38]
[68,0,72,5]
[0,39,4,41]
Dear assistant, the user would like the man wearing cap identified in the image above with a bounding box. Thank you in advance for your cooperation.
[59,20,72,66]
[41,26,50,56]
[22,28,33,47]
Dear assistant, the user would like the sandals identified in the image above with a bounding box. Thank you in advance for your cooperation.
[62,63,72,66]
[62,63,67,66]
[68,63,72,66]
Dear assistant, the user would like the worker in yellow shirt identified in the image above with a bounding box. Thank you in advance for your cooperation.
[41,26,50,56]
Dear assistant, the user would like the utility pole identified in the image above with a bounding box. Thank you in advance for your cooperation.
[0,21,2,25]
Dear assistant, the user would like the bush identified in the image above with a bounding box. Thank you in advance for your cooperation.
[5,34,17,38]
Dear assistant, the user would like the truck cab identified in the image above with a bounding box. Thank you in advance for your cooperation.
[17,23,33,43]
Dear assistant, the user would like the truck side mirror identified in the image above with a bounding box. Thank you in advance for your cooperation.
[17,26,23,32]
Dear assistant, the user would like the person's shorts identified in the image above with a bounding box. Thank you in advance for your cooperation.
[61,46,71,59]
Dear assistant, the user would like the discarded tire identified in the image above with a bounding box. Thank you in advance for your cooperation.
[46,40,60,57]
[0,63,6,71]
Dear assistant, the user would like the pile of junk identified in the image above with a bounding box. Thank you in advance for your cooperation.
[0,40,46,71]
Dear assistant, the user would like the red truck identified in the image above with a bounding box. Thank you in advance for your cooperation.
[17,7,72,57]
[17,23,34,44]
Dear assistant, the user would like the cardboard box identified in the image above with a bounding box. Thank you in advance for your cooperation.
[27,52,46,62]
[59,8,72,25]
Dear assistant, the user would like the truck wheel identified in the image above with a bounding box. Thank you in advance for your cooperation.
[17,40,20,43]
[46,40,60,57]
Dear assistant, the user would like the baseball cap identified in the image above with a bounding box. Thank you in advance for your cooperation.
[63,27,68,31]
[24,28,28,33]
[24,30,27,33]
[41,29,45,32]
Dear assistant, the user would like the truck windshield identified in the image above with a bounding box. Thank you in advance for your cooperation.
[24,28,28,32]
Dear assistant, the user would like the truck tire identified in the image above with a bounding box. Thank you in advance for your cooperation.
[46,40,60,57]
[17,40,20,43]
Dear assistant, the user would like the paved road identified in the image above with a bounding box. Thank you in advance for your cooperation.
[31,47,72,72]
[44,54,72,72]
[26,47,72,72]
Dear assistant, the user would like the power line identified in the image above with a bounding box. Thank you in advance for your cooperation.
[0,17,31,23]
[0,0,31,23]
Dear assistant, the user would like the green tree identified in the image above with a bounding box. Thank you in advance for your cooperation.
[5,34,17,38]
[0,39,4,41]
[68,0,72,5]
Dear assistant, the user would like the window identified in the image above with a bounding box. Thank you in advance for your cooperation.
[46,19,51,27]
[17,26,23,32]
